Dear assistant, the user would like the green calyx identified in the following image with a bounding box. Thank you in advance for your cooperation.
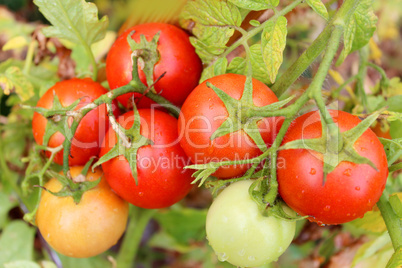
[208,76,293,153]
[249,177,305,220]
[279,110,382,183]
[32,94,81,146]
[127,31,161,94]
[93,103,153,185]
[42,159,100,204]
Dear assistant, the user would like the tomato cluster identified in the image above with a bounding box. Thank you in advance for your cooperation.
[31,21,389,266]
[32,23,200,258]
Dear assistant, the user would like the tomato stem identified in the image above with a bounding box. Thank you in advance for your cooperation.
[272,0,361,97]
[216,0,303,65]
[377,192,402,255]
[116,207,156,268]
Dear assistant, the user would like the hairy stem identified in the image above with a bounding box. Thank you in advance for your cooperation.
[377,192,402,251]
[116,207,156,268]
[62,83,179,175]
[219,0,303,60]
[272,0,361,97]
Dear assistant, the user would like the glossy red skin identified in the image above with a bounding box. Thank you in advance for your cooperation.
[106,23,202,108]
[277,110,388,225]
[178,73,283,179]
[100,109,194,209]
[32,78,119,166]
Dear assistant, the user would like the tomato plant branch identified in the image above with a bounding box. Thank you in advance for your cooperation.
[355,45,369,109]
[271,0,361,97]
[377,192,402,252]
[116,207,156,268]
[23,40,36,75]
[61,79,179,174]
[23,144,63,224]
[332,74,357,98]
[218,0,302,61]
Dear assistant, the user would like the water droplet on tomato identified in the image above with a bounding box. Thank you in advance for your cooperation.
[370,140,374,144]
[295,175,299,179]
[324,205,331,211]
[248,256,256,261]
[238,249,245,256]
[217,252,228,262]
[367,199,372,206]
[138,192,144,197]
[352,213,356,217]
[310,168,316,175]
[355,186,360,191]
[347,213,351,217]
[343,168,351,177]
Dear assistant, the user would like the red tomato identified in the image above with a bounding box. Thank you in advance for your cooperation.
[277,110,388,225]
[106,23,202,108]
[178,73,283,179]
[100,109,193,209]
[32,78,119,166]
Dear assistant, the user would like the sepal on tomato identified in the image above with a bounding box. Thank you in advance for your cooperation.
[207,76,292,153]
[279,109,383,184]
[42,162,101,204]
[127,30,161,94]
[93,103,153,185]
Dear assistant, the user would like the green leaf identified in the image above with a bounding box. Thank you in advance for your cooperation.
[0,221,36,266]
[153,207,207,245]
[379,138,402,166]
[0,67,34,101]
[227,0,279,11]
[249,44,272,84]
[200,57,228,83]
[389,194,402,218]
[351,232,391,267]
[306,0,329,21]
[227,57,246,75]
[337,0,377,65]
[249,20,261,27]
[4,261,42,268]
[2,36,29,51]
[227,45,273,84]
[33,0,108,45]
[261,16,287,83]
[0,193,17,229]
[386,247,402,268]
[346,210,387,234]
[180,0,242,63]
[58,254,110,268]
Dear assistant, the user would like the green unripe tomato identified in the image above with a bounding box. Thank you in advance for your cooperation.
[206,180,296,267]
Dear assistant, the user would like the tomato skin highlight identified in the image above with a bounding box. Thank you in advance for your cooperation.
[32,78,119,166]
[100,109,193,209]
[178,73,283,179]
[106,23,202,108]
[206,180,296,267]
[36,166,129,258]
[277,110,388,225]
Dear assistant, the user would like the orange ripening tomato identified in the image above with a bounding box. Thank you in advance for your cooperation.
[36,166,129,258]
